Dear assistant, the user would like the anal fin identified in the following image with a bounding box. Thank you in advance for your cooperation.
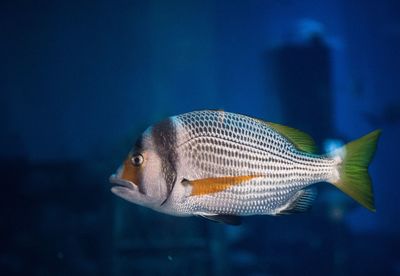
[277,188,317,215]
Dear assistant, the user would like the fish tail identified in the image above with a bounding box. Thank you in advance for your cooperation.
[330,130,381,211]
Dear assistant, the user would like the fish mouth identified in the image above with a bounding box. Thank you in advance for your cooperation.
[109,174,136,191]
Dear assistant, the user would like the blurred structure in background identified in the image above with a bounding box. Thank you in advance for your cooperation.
[254,34,350,275]
[269,35,335,145]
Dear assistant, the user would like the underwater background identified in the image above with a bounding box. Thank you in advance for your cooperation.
[1,0,400,275]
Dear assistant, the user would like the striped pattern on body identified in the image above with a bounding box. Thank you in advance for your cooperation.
[173,110,336,215]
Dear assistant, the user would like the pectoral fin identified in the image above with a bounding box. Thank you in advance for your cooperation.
[196,213,242,225]
[183,175,261,196]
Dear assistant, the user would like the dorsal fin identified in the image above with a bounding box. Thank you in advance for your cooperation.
[277,188,317,215]
[266,122,317,153]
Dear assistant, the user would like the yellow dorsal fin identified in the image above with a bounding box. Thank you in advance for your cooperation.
[266,122,317,153]
[186,175,262,196]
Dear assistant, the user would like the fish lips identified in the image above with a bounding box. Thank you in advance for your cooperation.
[109,174,137,191]
[109,174,158,207]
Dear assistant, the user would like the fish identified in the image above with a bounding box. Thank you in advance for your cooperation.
[110,110,381,225]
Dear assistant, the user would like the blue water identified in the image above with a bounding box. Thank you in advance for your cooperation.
[2,0,400,275]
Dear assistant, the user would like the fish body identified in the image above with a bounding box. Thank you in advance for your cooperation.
[110,110,380,225]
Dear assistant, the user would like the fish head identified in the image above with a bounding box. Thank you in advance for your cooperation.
[109,128,168,209]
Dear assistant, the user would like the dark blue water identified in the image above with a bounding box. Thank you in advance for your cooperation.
[2,1,399,275]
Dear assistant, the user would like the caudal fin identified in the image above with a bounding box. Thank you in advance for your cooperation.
[331,130,381,211]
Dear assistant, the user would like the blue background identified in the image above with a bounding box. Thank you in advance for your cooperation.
[1,1,399,275]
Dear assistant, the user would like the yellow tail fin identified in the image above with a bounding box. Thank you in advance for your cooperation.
[331,130,381,211]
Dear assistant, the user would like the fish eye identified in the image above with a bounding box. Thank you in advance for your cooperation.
[131,154,144,167]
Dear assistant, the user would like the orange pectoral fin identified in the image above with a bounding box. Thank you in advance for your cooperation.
[188,175,261,196]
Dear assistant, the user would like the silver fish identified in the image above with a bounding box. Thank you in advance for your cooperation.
[110,110,381,225]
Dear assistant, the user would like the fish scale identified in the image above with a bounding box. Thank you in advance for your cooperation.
[111,110,379,224]
[172,110,336,215]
